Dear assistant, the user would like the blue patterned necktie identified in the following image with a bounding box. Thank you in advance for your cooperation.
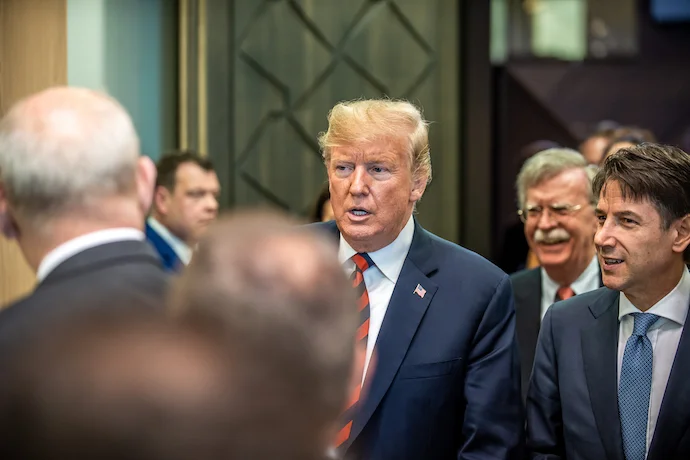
[619,313,659,460]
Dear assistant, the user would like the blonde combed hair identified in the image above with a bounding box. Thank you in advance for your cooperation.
[318,99,432,184]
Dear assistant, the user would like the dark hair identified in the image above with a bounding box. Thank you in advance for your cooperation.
[310,183,331,222]
[593,143,690,258]
[155,150,214,190]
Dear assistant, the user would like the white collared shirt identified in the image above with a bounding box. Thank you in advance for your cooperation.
[617,266,690,457]
[540,255,600,319]
[36,228,145,283]
[147,217,192,265]
[338,215,415,385]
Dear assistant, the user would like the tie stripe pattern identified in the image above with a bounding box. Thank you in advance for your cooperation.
[619,313,658,460]
[335,252,373,449]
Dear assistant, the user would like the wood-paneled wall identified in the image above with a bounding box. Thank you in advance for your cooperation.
[0,0,67,307]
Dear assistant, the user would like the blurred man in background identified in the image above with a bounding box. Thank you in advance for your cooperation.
[171,211,360,460]
[146,150,220,271]
[0,87,167,354]
[511,148,600,398]
[316,99,523,459]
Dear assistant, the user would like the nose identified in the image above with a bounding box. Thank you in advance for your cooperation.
[205,193,219,213]
[536,209,557,230]
[594,218,615,249]
[349,166,370,196]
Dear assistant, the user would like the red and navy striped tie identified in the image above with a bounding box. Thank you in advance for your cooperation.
[335,252,373,449]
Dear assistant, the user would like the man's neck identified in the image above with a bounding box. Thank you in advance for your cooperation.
[624,260,686,312]
[17,206,143,272]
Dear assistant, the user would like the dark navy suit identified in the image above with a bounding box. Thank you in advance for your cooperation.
[314,219,524,460]
[145,221,183,272]
[526,287,690,460]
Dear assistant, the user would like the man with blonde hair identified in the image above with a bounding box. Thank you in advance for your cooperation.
[314,99,523,459]
[0,87,167,353]
[511,148,601,398]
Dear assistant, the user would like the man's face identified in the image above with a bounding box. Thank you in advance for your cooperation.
[156,162,220,245]
[594,181,687,302]
[327,137,426,253]
[523,168,598,273]
[581,136,609,165]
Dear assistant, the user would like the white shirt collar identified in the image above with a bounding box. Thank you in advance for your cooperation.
[36,228,145,282]
[542,254,600,295]
[147,216,193,265]
[618,265,690,326]
[337,215,415,283]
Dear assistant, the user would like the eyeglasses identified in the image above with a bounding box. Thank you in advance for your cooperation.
[517,203,583,223]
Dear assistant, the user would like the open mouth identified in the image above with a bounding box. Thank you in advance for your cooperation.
[349,209,370,217]
[603,258,624,265]
[539,239,569,246]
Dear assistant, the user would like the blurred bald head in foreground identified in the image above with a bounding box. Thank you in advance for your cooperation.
[171,210,360,460]
[0,87,166,353]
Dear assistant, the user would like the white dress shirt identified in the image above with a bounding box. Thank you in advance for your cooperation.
[616,266,690,457]
[338,215,415,385]
[147,216,192,265]
[36,228,145,283]
[540,255,600,319]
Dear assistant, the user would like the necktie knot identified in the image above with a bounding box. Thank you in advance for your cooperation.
[631,313,659,337]
[556,285,575,301]
[352,253,374,273]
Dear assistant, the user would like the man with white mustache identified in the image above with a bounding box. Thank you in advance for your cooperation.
[510,148,601,399]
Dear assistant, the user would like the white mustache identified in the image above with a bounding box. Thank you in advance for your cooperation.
[534,228,571,244]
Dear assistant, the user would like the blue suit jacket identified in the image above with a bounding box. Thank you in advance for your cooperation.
[145,221,183,272]
[313,220,524,460]
[526,287,690,460]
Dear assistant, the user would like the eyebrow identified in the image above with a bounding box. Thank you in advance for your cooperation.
[595,208,643,221]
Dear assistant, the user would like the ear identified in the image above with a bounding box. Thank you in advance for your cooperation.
[154,184,173,215]
[409,174,428,204]
[672,214,690,256]
[136,156,157,215]
[0,183,19,239]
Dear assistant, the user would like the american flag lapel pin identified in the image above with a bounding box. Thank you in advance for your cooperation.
[413,283,426,299]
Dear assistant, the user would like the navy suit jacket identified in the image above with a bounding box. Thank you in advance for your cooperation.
[145,221,183,272]
[526,287,690,460]
[313,220,524,460]
[511,267,603,401]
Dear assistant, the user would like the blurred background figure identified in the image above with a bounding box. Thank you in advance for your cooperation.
[602,126,657,160]
[0,86,167,353]
[170,210,359,460]
[311,183,335,223]
[511,148,601,398]
[579,121,621,166]
[0,311,238,460]
[146,150,220,272]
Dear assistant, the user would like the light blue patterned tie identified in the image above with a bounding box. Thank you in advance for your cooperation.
[619,313,659,460]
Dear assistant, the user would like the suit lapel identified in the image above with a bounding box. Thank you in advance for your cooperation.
[514,269,542,393]
[343,220,438,452]
[581,289,625,460]
[647,314,690,460]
